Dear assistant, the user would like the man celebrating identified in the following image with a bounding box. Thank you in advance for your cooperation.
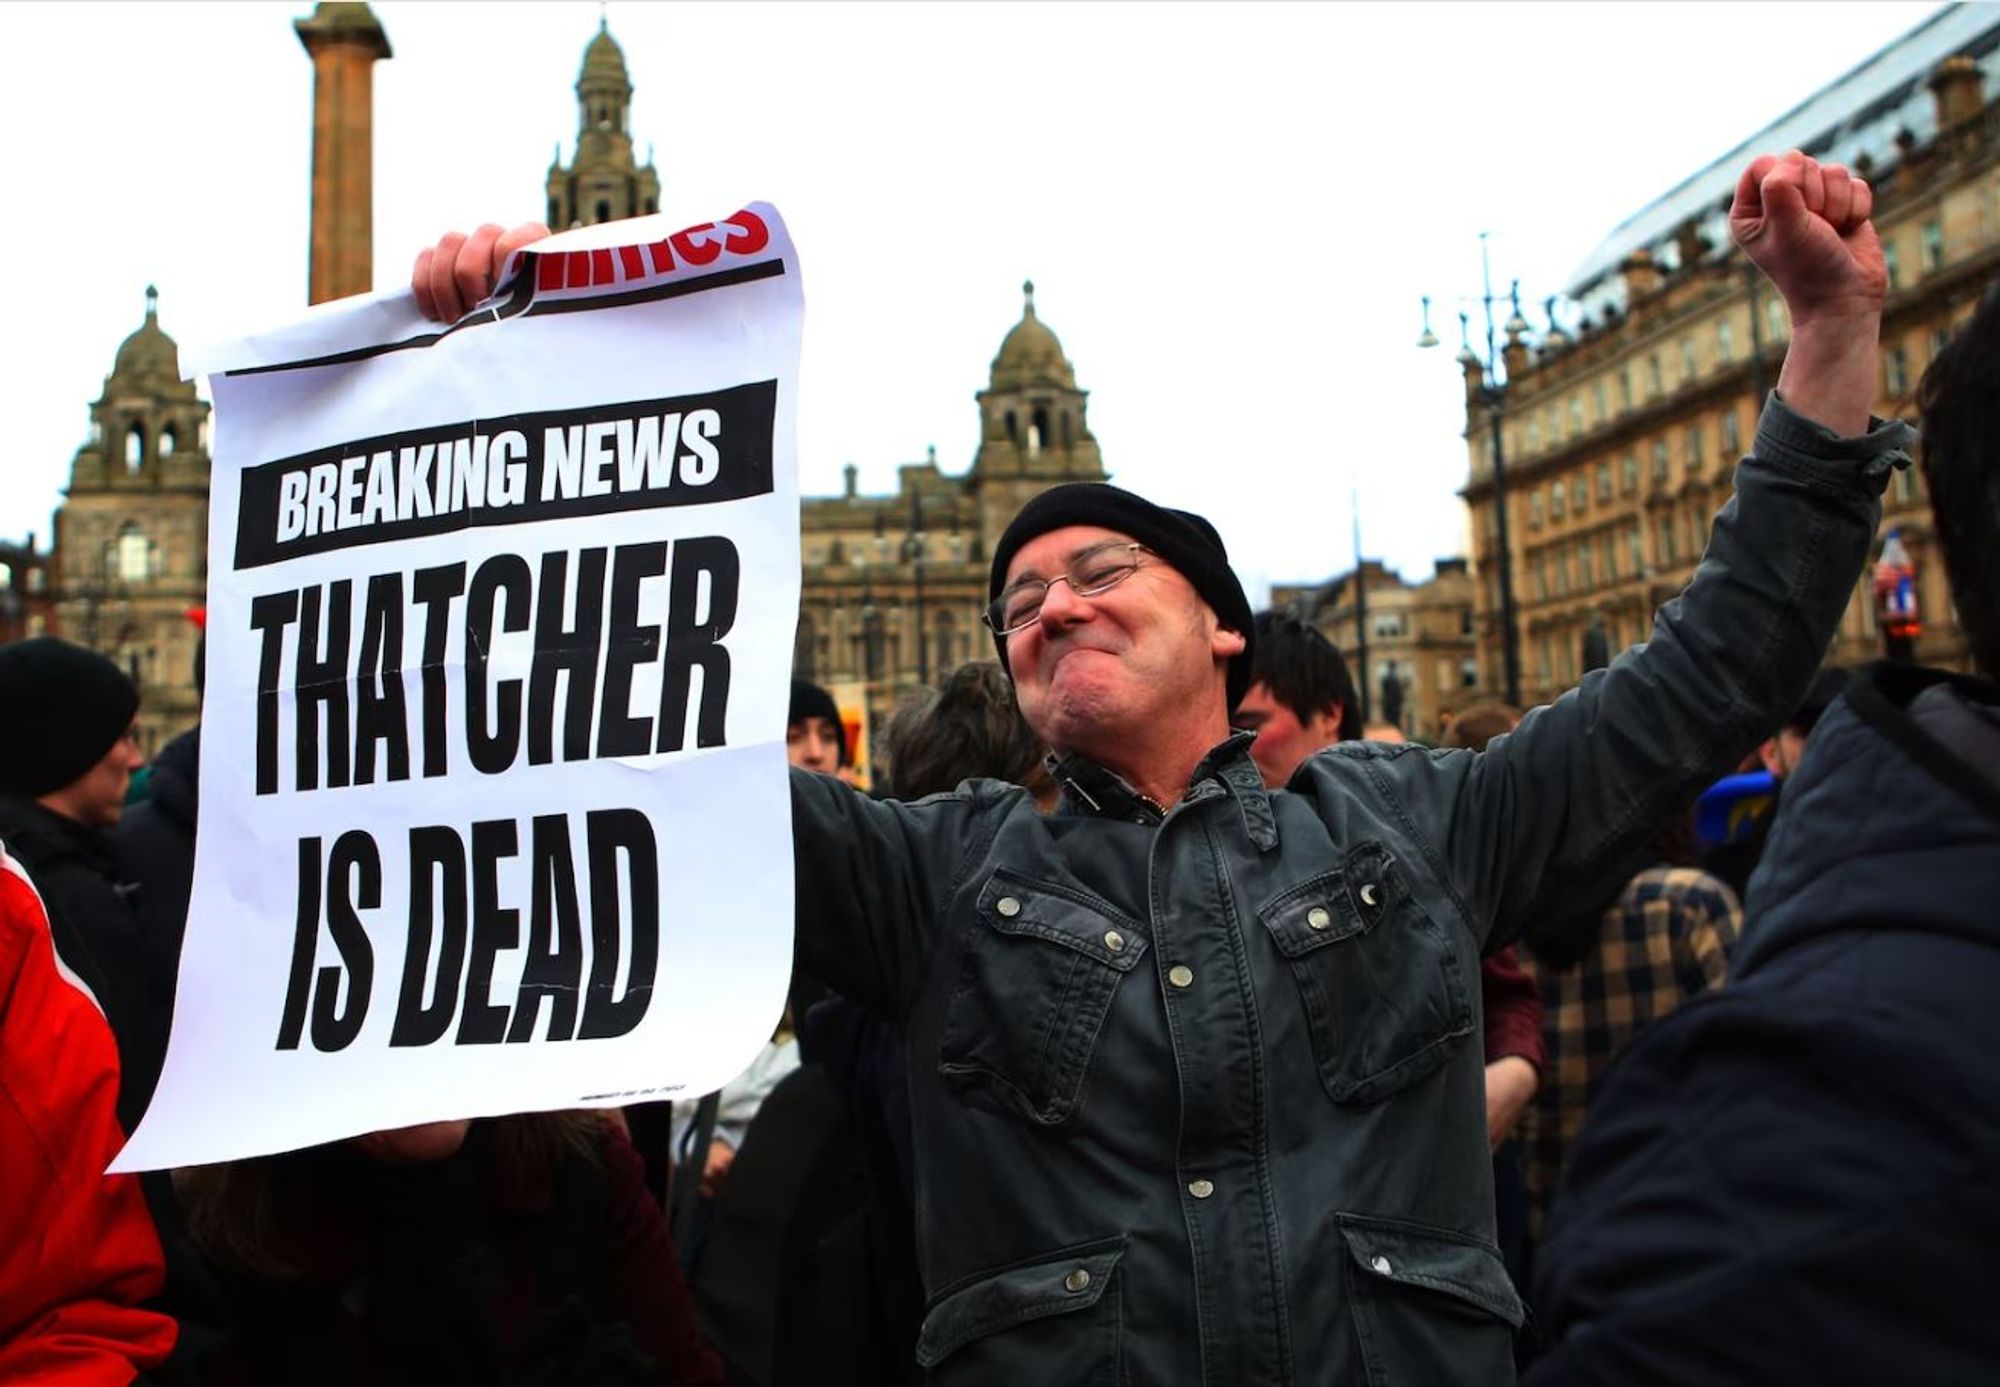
[418,151,1903,1382]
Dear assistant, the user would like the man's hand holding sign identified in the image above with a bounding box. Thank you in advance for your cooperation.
[118,207,806,1171]
[411,221,551,323]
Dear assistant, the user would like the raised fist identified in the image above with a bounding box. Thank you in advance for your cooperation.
[1730,151,1886,327]
[411,220,552,323]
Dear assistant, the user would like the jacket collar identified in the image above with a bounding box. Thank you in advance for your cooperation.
[0,793,111,869]
[1049,731,1278,850]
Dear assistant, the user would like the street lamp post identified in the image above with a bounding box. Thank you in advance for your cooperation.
[1420,233,1529,708]
[1350,491,1371,724]
[904,488,929,686]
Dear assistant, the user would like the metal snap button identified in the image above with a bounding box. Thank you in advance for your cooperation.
[1370,1254,1393,1275]
[996,896,1021,917]
[1187,1178,1215,1199]
[1307,906,1332,931]
[1063,1268,1092,1293]
[1168,965,1194,989]
[1360,883,1381,907]
[1103,930,1126,953]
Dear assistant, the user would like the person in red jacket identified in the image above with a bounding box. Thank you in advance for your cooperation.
[0,842,178,1384]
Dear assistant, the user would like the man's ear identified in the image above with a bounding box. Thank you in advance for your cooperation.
[1306,701,1345,746]
[1213,626,1248,659]
[1756,737,1783,778]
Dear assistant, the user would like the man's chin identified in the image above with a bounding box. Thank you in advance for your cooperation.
[1036,680,1133,750]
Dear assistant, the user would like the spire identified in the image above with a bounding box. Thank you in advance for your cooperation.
[990,280,1073,390]
[145,284,158,320]
[547,16,657,227]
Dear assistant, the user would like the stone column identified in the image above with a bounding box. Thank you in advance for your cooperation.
[296,3,392,305]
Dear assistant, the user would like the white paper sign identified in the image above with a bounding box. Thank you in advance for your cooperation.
[116,206,803,1171]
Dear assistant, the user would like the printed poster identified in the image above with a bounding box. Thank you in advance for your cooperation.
[117,207,804,1170]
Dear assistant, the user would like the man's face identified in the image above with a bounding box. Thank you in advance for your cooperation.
[46,720,144,829]
[1002,525,1242,758]
[1234,680,1343,788]
[787,716,843,774]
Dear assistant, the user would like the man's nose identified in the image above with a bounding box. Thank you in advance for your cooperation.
[1035,575,1093,628]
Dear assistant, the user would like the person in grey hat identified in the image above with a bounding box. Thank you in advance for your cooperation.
[418,150,1903,1383]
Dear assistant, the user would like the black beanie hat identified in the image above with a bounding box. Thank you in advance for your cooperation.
[0,637,139,798]
[988,483,1256,709]
[788,678,849,767]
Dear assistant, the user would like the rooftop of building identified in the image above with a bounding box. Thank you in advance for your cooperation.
[1566,2,2000,317]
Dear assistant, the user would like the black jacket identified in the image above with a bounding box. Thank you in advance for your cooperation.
[1529,663,2000,1385]
[109,725,201,1123]
[0,792,158,1131]
[790,398,1907,1385]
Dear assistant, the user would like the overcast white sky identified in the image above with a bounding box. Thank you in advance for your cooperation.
[0,1,1941,604]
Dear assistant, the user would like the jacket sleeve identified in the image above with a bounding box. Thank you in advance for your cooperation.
[1480,948,1546,1071]
[0,852,178,1386]
[1437,395,1910,953]
[787,770,1004,1021]
[594,1123,727,1386]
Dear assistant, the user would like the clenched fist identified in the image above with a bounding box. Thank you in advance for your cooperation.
[1730,150,1885,328]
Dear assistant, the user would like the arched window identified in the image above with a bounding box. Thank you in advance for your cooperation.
[595,199,612,224]
[125,426,144,472]
[159,427,177,459]
[1005,411,1018,445]
[1031,407,1052,455]
[115,523,151,582]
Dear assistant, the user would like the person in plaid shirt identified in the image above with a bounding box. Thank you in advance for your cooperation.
[1519,862,1740,1240]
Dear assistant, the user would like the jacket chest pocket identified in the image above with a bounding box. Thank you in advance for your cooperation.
[1258,844,1472,1104]
[938,871,1149,1126]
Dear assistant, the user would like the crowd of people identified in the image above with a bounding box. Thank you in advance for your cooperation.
[5,148,1999,1384]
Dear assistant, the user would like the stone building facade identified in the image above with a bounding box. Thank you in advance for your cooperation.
[1463,6,2000,707]
[535,22,1108,750]
[24,14,1106,765]
[52,290,211,754]
[1272,559,1479,743]
[0,540,55,645]
[795,283,1108,740]
[546,22,661,230]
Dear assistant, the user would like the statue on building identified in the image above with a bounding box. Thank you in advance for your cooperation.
[1380,665,1405,730]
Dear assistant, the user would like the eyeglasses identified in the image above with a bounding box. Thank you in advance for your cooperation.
[985,543,1152,635]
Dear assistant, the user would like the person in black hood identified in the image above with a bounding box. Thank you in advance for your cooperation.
[1529,285,2000,1385]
